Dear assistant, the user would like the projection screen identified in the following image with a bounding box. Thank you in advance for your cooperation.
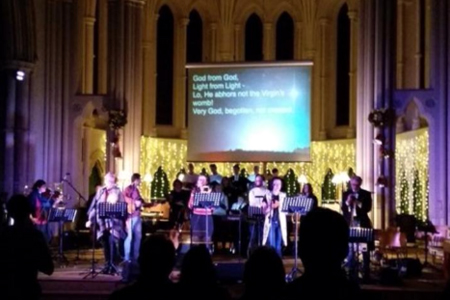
[186,62,312,162]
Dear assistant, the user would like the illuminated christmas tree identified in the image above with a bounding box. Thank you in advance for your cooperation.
[321,169,336,202]
[399,168,409,214]
[151,166,169,200]
[425,176,429,219]
[284,168,300,196]
[412,169,424,221]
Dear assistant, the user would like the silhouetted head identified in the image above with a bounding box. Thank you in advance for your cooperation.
[138,234,175,281]
[243,246,285,296]
[180,245,216,286]
[299,208,349,273]
[7,194,33,222]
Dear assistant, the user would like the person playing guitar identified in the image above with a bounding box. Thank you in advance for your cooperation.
[123,173,145,264]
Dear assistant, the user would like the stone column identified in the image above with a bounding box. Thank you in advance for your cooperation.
[142,13,158,136]
[357,0,396,229]
[347,10,358,138]
[0,63,34,195]
[233,24,240,61]
[318,19,329,140]
[210,23,218,62]
[81,0,97,94]
[294,22,303,60]
[173,18,189,137]
[263,22,273,60]
[122,0,145,173]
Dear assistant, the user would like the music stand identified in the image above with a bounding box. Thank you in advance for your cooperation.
[247,206,265,249]
[348,227,374,281]
[192,193,221,248]
[48,207,77,267]
[97,202,127,275]
[282,196,314,281]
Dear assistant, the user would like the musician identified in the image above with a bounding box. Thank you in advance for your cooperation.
[341,175,373,280]
[341,176,372,228]
[262,177,288,257]
[248,175,269,253]
[229,164,249,206]
[188,175,214,250]
[28,180,53,243]
[86,172,126,274]
[301,183,318,211]
[168,179,190,228]
[123,173,143,263]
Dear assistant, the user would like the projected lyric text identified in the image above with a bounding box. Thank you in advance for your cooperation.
[191,73,293,116]
[187,65,311,162]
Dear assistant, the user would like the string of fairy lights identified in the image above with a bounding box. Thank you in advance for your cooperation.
[395,128,429,221]
[139,137,356,203]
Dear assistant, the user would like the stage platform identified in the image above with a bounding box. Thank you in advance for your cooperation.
[39,249,447,300]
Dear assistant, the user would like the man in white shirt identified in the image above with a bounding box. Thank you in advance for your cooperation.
[183,163,198,189]
[209,164,222,184]
[247,175,269,255]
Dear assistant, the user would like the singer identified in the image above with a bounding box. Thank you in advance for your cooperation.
[188,175,214,250]
[262,177,287,257]
[86,172,126,274]
[341,175,373,280]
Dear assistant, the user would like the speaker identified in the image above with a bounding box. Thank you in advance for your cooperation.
[215,262,245,283]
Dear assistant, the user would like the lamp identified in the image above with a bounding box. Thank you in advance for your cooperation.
[143,173,153,183]
[373,133,385,145]
[16,71,25,81]
[297,174,308,184]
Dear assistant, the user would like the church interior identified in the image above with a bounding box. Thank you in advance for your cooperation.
[1,0,450,299]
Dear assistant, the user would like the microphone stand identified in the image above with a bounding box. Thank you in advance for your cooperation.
[62,178,88,263]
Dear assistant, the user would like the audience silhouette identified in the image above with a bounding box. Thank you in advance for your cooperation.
[240,246,286,300]
[0,194,54,300]
[175,245,231,300]
[109,234,176,299]
[283,207,360,300]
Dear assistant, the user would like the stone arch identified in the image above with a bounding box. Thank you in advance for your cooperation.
[396,97,433,130]
[234,2,265,25]
[187,0,218,23]
[269,2,301,23]
[155,0,183,19]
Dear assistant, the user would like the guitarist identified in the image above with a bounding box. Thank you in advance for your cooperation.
[123,173,144,264]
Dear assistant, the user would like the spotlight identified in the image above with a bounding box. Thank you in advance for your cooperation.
[16,70,25,81]
[373,133,385,145]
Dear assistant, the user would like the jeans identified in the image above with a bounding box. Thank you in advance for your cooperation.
[124,215,142,262]
[248,221,263,255]
[101,230,119,266]
[266,221,282,257]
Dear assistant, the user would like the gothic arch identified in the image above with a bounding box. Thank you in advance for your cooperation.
[155,0,183,19]
[234,2,265,25]
[397,97,432,130]
[269,2,301,23]
[187,0,218,23]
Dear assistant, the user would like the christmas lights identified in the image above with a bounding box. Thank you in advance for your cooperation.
[395,128,429,221]
[140,137,356,202]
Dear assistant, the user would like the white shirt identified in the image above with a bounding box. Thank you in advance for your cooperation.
[249,186,269,207]
[209,173,223,184]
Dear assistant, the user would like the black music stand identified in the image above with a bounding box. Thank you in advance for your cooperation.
[98,202,127,276]
[348,227,374,281]
[247,206,265,251]
[192,193,221,248]
[282,196,314,282]
[48,207,77,267]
